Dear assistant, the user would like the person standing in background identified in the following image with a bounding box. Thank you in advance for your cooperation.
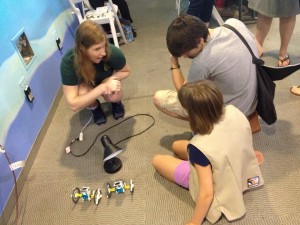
[248,0,300,66]
[186,0,214,26]
[88,0,136,37]
[288,1,300,96]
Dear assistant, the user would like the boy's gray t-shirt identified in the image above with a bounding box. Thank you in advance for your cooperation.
[187,18,258,116]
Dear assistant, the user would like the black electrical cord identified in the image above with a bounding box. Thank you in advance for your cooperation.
[68,113,155,157]
[0,145,19,225]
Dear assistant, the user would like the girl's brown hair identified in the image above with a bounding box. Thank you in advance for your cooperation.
[74,20,111,84]
[178,80,224,135]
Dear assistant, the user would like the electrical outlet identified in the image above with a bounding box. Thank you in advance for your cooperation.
[0,145,5,153]
[56,37,63,50]
[18,76,27,89]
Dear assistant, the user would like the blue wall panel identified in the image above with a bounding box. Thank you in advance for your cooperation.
[0,0,79,215]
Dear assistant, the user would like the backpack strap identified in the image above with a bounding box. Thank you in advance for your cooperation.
[223,24,264,66]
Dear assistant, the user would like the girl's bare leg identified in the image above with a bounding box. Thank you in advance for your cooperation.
[254,150,264,165]
[152,155,184,183]
[172,140,189,160]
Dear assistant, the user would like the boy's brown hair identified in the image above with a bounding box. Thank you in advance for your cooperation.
[166,14,209,57]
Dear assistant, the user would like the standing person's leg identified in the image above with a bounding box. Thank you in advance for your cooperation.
[187,0,204,20]
[112,0,133,23]
[112,0,136,37]
[278,16,296,66]
[255,13,273,47]
[199,0,214,26]
[215,0,225,8]
[88,0,105,9]
[152,155,190,188]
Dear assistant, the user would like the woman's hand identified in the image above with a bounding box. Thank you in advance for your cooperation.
[103,78,121,95]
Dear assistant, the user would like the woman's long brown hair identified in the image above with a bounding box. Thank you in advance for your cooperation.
[74,20,111,84]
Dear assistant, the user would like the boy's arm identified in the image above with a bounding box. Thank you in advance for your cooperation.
[170,55,186,91]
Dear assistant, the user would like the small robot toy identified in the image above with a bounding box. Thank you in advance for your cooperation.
[106,179,134,198]
[71,187,102,205]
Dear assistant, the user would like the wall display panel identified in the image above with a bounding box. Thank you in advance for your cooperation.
[12,28,36,70]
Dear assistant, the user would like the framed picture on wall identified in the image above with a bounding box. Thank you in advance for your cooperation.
[12,28,36,70]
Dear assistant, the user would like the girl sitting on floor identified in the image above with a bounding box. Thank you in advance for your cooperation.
[152,80,264,225]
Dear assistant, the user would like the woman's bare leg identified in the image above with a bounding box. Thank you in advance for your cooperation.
[102,90,123,102]
[78,83,98,108]
[255,13,273,47]
[278,16,296,66]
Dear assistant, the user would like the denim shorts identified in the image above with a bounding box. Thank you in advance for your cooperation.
[174,160,190,189]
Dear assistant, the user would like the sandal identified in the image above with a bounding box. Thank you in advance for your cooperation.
[278,54,290,67]
[259,52,264,58]
[290,86,300,96]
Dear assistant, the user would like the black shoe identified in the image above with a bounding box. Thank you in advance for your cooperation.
[91,100,107,125]
[111,102,125,120]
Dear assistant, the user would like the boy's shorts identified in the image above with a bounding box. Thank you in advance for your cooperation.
[155,90,188,117]
[174,160,190,189]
